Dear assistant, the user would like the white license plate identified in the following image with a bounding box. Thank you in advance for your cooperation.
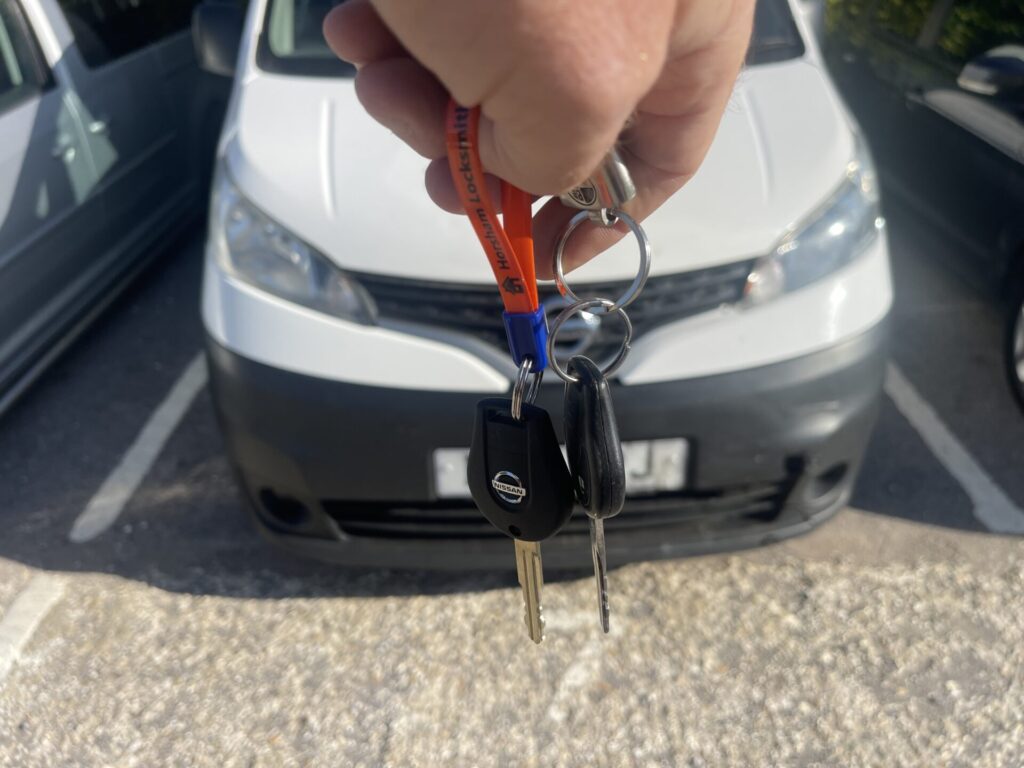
[433,439,688,499]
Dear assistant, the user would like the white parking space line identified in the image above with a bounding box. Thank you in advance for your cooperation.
[69,352,208,543]
[885,363,1024,534]
[0,574,65,686]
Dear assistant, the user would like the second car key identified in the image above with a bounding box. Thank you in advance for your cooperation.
[563,355,626,633]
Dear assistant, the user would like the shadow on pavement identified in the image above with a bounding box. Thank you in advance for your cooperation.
[0,389,521,599]
[849,199,1024,533]
[851,396,983,532]
[0,230,513,599]
[0,378,1009,601]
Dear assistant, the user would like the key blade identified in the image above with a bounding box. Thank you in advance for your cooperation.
[514,540,545,644]
[590,518,610,634]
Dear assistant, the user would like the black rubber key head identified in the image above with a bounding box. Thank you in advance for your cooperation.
[467,398,576,542]
[564,356,626,520]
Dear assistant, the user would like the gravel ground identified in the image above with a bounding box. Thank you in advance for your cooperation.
[0,563,32,616]
[1,512,1021,768]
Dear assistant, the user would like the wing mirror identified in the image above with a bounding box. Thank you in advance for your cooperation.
[958,44,1024,101]
[193,1,245,78]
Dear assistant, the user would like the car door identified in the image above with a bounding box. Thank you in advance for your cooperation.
[826,2,937,193]
[0,0,105,396]
[828,1,957,206]
[829,0,1024,289]
[147,0,212,199]
[903,8,1024,287]
[53,0,192,254]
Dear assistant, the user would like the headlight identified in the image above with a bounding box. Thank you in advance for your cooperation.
[745,136,885,303]
[209,168,376,324]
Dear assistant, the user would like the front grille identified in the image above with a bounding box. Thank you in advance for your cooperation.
[322,480,789,541]
[357,261,754,363]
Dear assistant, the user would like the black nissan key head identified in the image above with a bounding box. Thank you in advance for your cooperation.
[467,398,575,541]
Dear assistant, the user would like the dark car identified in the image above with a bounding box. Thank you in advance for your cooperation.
[825,0,1024,409]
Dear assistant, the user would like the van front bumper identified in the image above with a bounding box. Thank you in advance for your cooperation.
[206,321,887,569]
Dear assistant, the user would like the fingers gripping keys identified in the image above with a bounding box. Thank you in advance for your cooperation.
[467,398,575,644]
[564,356,626,634]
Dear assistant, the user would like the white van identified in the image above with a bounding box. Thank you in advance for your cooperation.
[195,0,892,568]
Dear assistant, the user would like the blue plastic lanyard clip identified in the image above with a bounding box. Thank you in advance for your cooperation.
[502,307,548,372]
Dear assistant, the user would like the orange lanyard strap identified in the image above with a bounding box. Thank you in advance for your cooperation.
[446,101,548,370]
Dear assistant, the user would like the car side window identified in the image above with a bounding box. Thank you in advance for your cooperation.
[865,0,1024,62]
[936,1,1024,65]
[58,0,204,69]
[0,0,51,115]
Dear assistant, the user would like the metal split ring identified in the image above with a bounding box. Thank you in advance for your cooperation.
[546,299,634,384]
[553,210,652,312]
[511,357,543,420]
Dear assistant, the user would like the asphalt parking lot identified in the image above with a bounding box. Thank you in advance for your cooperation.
[1,204,1023,767]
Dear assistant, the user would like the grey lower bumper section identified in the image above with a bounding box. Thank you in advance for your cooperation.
[206,321,888,569]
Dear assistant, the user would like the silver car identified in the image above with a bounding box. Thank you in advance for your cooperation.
[0,0,230,413]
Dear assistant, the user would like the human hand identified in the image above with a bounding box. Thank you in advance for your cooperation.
[324,0,754,276]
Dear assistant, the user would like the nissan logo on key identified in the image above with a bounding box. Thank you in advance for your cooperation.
[491,471,526,505]
[542,294,601,360]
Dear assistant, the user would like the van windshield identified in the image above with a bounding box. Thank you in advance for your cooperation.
[258,0,805,77]
[257,0,355,76]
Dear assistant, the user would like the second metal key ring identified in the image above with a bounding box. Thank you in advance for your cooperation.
[546,298,633,384]
[553,210,652,312]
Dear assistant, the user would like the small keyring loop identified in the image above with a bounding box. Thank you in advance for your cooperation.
[546,299,633,384]
[553,210,652,312]
[511,357,543,420]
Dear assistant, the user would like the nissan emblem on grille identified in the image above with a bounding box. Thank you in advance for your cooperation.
[542,294,602,359]
[491,471,527,504]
